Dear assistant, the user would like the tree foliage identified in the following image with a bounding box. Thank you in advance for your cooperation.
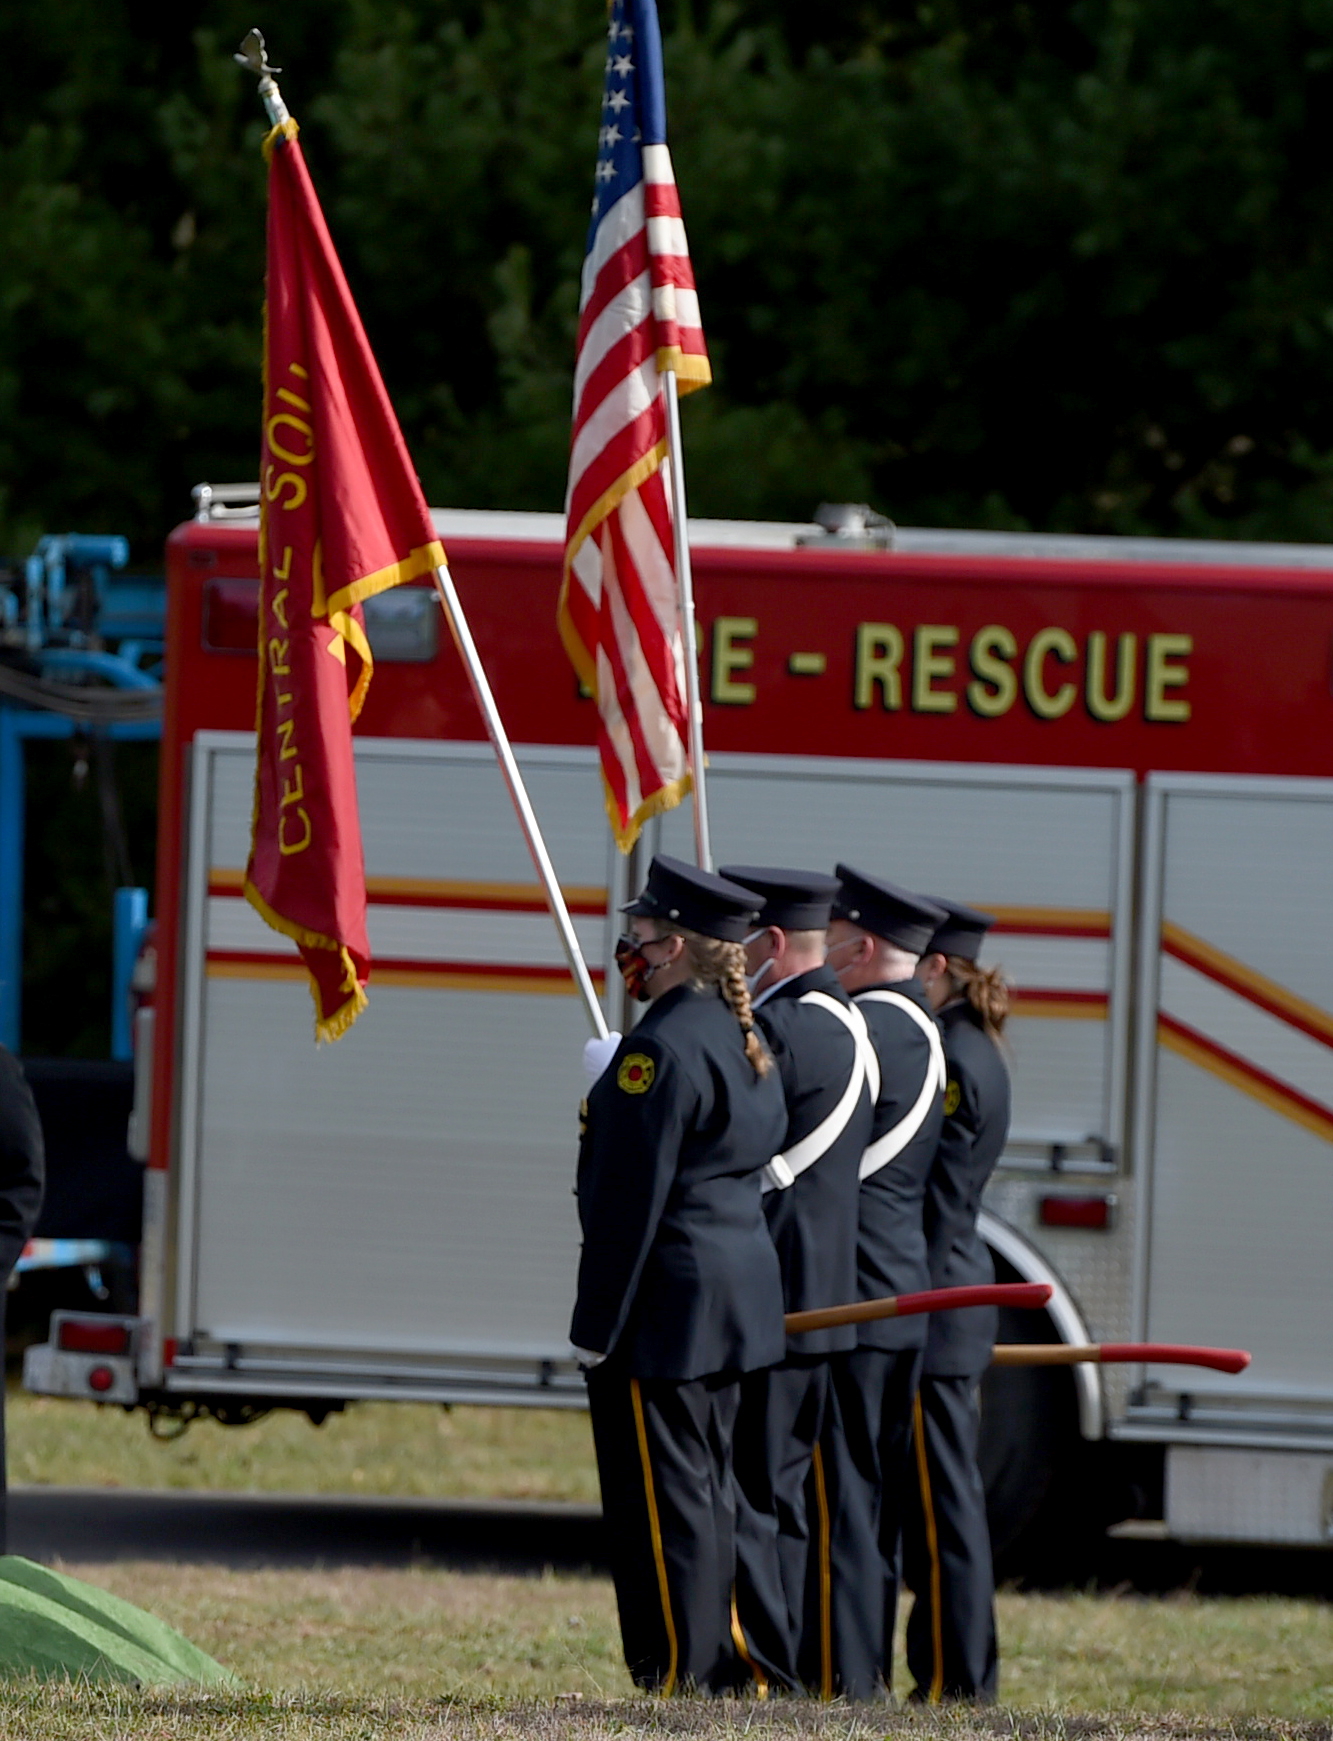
[5,0,1333,554]
[9,0,1333,1053]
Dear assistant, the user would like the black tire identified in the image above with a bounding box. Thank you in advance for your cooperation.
[978,1253,1085,1578]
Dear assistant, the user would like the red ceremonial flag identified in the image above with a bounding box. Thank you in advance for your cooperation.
[244,118,445,1041]
[559,0,710,851]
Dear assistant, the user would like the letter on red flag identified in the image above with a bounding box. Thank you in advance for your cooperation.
[245,120,444,1040]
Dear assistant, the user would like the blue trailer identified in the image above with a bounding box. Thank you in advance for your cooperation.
[0,533,163,1310]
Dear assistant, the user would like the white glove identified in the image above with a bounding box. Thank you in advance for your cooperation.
[583,1030,623,1086]
[572,1345,606,1370]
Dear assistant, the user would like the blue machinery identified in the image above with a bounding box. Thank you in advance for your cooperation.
[0,534,164,1057]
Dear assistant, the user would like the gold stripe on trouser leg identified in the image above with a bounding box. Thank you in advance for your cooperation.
[729,1591,769,1698]
[911,1392,945,1704]
[630,1378,679,1695]
[811,1443,833,1701]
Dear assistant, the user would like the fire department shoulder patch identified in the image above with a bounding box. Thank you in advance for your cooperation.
[944,1078,962,1117]
[617,1053,656,1095]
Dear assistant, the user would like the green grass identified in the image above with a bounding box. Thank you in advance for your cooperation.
[45,1562,632,1700]
[0,1560,1328,1728]
[0,1684,1330,1741]
[8,1391,599,1502]
[992,1590,1333,1717]
[6,1387,1332,1734]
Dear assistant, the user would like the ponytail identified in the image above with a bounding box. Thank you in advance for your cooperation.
[947,955,1010,1043]
[718,945,774,1078]
[651,922,774,1077]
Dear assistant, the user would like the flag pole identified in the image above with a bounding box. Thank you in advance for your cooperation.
[784,1281,1053,1336]
[990,1341,1251,1374]
[662,370,712,871]
[234,28,290,127]
[237,30,609,1043]
[431,564,609,1040]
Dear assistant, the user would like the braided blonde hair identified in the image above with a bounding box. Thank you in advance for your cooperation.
[649,921,773,1077]
[946,955,1011,1043]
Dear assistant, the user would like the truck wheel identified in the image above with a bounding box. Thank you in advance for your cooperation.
[978,1254,1084,1577]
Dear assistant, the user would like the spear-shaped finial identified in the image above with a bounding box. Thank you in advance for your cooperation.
[234,28,290,129]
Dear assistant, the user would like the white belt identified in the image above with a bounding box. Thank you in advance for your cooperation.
[762,992,871,1193]
[853,989,946,1181]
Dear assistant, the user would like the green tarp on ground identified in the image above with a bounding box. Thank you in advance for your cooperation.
[0,1556,232,1685]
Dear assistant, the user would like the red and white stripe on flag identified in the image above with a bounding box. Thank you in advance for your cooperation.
[559,108,711,852]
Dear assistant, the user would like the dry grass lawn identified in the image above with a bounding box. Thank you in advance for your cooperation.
[5,1389,1332,1735]
[9,1393,600,1502]
[0,1689,1329,1741]
[0,1558,1323,1731]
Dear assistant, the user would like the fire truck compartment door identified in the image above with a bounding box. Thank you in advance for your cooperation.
[1135,774,1333,1403]
[657,755,1136,1168]
[175,734,609,1366]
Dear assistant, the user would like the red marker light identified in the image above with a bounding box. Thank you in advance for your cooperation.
[57,1319,132,1356]
[87,1366,116,1394]
[202,578,260,653]
[1039,1194,1115,1230]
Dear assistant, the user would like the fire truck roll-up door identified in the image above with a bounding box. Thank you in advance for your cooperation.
[1128,774,1333,1547]
[652,754,1137,1176]
[171,731,614,1407]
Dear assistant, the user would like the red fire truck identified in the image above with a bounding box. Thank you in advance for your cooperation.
[26,490,1333,1557]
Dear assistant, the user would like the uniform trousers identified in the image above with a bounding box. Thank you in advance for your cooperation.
[732,1357,830,1691]
[801,1346,924,1700]
[902,1374,998,1702]
[586,1362,755,1695]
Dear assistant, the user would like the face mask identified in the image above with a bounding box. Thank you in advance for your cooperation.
[742,929,776,995]
[616,934,660,1003]
[746,957,776,995]
[825,936,863,977]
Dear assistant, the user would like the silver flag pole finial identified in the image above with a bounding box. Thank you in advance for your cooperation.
[234,28,290,129]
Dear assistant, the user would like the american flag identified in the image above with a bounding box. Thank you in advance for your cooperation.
[558,0,711,852]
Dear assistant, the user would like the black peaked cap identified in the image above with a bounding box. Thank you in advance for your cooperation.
[832,864,948,955]
[719,866,840,932]
[622,854,762,943]
[925,898,996,962]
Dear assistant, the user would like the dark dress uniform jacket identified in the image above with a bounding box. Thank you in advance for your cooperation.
[0,1048,43,1280]
[852,978,946,1351]
[0,1046,44,1554]
[923,1002,1011,1377]
[752,965,871,1357]
[571,982,788,1381]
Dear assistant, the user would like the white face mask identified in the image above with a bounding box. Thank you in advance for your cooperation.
[825,936,862,972]
[743,929,776,995]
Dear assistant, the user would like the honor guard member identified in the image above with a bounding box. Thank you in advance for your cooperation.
[903,901,1011,1704]
[571,855,788,1695]
[719,867,874,1692]
[0,1047,44,1551]
[805,868,947,1700]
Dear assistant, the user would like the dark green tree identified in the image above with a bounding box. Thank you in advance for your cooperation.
[5,0,1333,553]
[9,0,1333,1051]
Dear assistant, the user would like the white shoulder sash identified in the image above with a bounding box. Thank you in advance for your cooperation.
[762,992,871,1193]
[853,989,946,1181]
